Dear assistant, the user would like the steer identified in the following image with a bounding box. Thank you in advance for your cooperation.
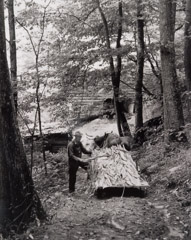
[94,133,133,151]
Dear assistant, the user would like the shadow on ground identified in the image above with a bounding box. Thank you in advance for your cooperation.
[95,187,147,199]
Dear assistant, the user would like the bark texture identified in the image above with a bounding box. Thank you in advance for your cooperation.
[0,0,45,233]
[135,0,144,131]
[159,0,185,135]
[8,0,17,112]
[184,0,191,121]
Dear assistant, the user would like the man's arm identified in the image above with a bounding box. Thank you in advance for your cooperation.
[80,142,92,155]
[68,142,82,162]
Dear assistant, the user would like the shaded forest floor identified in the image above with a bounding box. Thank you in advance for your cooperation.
[11,128,191,240]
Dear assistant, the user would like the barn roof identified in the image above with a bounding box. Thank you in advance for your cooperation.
[20,121,71,137]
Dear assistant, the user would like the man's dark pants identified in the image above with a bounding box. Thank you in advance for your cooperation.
[69,161,89,193]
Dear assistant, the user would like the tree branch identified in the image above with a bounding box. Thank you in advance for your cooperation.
[127,55,137,63]
[120,79,155,97]
[175,24,184,32]
[37,0,51,56]
[145,49,162,81]
[6,38,10,44]
[142,84,155,96]
[83,6,97,21]
[96,0,111,49]
[16,18,37,56]
[65,12,94,30]
[145,26,161,71]
[96,0,116,82]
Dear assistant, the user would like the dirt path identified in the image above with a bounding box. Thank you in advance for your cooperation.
[43,196,169,240]
[29,121,191,240]
[32,169,188,240]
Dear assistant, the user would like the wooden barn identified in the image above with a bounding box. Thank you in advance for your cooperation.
[23,131,72,153]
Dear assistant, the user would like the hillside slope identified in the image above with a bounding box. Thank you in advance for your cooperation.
[17,120,191,240]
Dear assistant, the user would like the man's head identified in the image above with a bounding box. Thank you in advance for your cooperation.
[74,131,82,143]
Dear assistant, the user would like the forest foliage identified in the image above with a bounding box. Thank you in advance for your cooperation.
[13,0,161,127]
[11,0,188,135]
[1,0,191,235]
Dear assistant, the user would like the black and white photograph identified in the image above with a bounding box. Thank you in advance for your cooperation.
[0,0,191,239]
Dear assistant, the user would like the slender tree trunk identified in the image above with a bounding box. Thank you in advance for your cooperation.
[8,0,17,112]
[96,0,131,137]
[35,56,47,175]
[0,0,45,234]
[115,1,132,137]
[113,82,123,136]
[135,0,144,132]
[96,0,122,135]
[16,15,48,174]
[184,0,191,121]
[120,111,132,137]
[160,0,185,139]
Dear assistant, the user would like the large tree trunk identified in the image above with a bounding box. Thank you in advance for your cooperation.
[0,0,45,233]
[184,0,191,121]
[135,0,144,132]
[159,0,185,139]
[8,0,17,112]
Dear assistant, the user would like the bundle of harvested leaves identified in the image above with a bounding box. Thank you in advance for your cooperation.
[90,146,149,190]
